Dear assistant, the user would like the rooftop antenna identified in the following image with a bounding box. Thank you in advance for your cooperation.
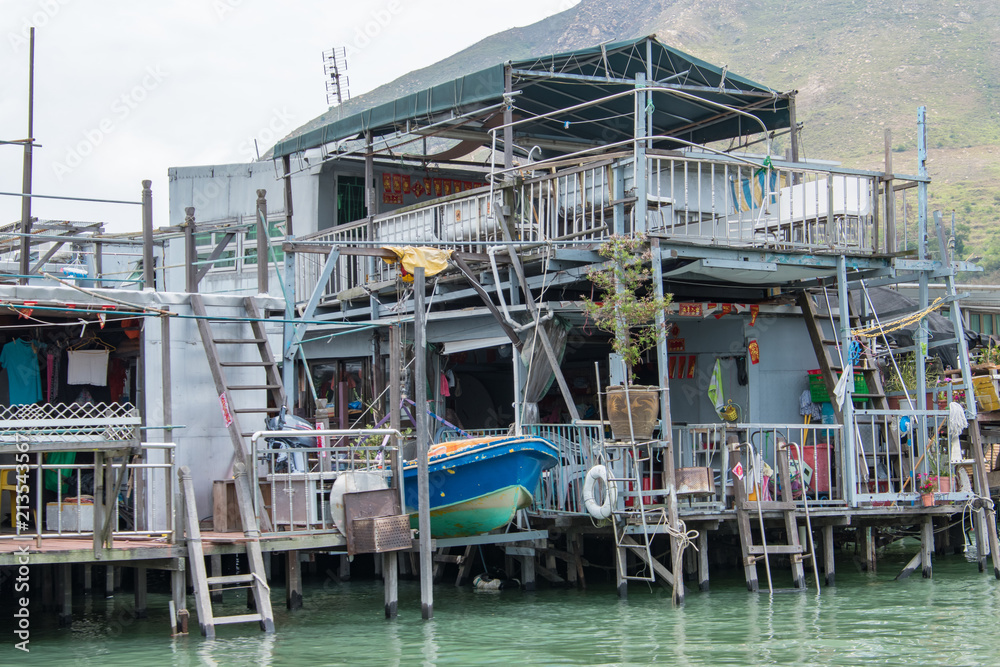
[322,47,351,107]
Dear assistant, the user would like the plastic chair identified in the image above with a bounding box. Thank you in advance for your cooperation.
[1,469,37,527]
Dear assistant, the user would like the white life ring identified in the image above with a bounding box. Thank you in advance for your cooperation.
[583,465,617,520]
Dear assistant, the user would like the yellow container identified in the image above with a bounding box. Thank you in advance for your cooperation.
[973,375,1000,412]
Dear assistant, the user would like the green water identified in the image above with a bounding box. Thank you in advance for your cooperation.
[6,550,1000,666]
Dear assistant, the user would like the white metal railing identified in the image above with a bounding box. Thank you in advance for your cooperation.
[851,408,972,506]
[0,442,175,541]
[674,422,845,506]
[250,428,402,537]
[645,152,881,252]
[0,401,140,442]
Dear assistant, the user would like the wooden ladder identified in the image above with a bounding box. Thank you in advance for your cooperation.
[179,465,274,638]
[798,288,889,421]
[731,443,819,593]
[190,294,285,530]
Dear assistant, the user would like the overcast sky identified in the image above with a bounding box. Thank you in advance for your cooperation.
[1,0,575,234]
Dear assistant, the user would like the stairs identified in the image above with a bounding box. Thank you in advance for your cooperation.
[798,288,889,421]
[190,294,285,532]
[179,465,274,639]
[731,442,819,593]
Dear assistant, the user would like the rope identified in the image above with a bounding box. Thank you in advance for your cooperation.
[851,297,946,338]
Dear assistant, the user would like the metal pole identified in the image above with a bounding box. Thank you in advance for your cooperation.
[142,180,154,289]
[838,255,857,505]
[634,73,648,234]
[18,27,35,285]
[414,266,433,619]
[916,107,929,467]
[256,189,268,293]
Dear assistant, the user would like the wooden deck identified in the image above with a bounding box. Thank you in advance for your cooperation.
[0,530,348,565]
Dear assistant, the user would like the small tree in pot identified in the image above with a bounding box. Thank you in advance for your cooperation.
[581,234,672,440]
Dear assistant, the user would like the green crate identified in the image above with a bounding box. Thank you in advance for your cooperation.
[807,370,867,404]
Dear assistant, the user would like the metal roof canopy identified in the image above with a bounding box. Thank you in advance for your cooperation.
[272,36,792,159]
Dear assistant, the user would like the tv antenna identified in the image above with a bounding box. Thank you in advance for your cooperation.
[322,47,350,107]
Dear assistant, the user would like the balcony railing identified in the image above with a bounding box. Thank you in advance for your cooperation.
[295,152,911,304]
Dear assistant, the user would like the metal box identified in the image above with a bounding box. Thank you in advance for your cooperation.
[344,487,411,556]
[676,466,714,496]
[349,514,412,555]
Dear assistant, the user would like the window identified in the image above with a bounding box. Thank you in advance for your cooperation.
[970,313,981,332]
[194,230,237,272]
[337,175,366,224]
[245,218,285,265]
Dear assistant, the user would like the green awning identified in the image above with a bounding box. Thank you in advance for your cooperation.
[272,36,791,158]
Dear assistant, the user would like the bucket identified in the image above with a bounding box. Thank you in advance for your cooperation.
[790,442,831,494]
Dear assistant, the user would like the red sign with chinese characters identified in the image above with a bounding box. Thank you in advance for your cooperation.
[678,303,703,317]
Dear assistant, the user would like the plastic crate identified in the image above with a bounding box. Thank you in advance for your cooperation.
[807,369,867,404]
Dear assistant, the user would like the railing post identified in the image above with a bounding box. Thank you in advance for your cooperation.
[256,189,268,294]
[838,255,858,506]
[183,207,197,293]
[142,179,154,290]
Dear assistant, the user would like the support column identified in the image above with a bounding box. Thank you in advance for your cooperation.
[521,554,536,592]
[255,189,269,294]
[634,73,648,235]
[838,255,858,505]
[286,550,303,610]
[59,563,72,627]
[823,525,836,586]
[106,565,116,597]
[415,266,433,620]
[210,555,223,604]
[615,545,628,599]
[861,526,877,573]
[921,516,934,579]
[83,564,92,594]
[697,529,710,592]
[183,207,197,293]
[142,179,154,289]
[134,566,148,619]
[18,27,34,286]
[171,560,187,634]
[384,552,399,618]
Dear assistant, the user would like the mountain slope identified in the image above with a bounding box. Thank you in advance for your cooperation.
[281,0,1000,274]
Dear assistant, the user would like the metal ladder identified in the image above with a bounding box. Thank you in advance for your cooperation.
[605,440,661,583]
[190,293,286,531]
[179,465,274,638]
[731,442,820,594]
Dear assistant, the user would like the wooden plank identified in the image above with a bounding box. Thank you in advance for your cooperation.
[777,447,806,589]
[732,470,759,592]
[894,552,922,581]
[179,467,215,639]
[969,417,1000,578]
[621,535,674,587]
[232,463,276,633]
[504,546,536,557]
[748,544,804,555]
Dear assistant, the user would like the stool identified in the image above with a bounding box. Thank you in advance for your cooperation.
[1,469,37,527]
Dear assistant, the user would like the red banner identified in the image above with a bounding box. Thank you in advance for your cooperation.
[402,175,411,194]
[382,173,392,192]
[750,304,759,327]
[748,340,760,365]
[686,355,697,378]
[678,303,703,318]
[668,338,685,352]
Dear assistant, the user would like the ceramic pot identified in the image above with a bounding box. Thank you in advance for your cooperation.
[921,493,935,507]
[606,385,660,441]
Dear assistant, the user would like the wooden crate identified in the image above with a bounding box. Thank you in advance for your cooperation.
[212,479,271,532]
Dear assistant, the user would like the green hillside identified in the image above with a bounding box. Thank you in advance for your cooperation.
[282,0,1000,276]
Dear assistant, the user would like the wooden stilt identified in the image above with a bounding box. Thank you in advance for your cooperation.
[83,564,92,593]
[455,545,476,587]
[968,417,1000,578]
[384,552,398,618]
[935,518,948,556]
[697,529,709,591]
[286,550,303,610]
[339,554,351,582]
[973,506,987,572]
[862,526,877,573]
[171,563,187,635]
[921,517,934,579]
[210,555,223,604]
[732,472,759,592]
[615,545,628,599]
[574,534,586,589]
[895,551,922,580]
[374,552,382,577]
[41,564,54,611]
[59,563,72,627]
[134,567,148,619]
[114,564,122,591]
[823,525,835,586]
[521,554,536,592]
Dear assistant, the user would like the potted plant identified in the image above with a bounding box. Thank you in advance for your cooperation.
[882,352,941,409]
[581,234,672,440]
[917,474,936,507]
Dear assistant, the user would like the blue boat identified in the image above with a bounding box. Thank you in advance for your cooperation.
[402,435,559,538]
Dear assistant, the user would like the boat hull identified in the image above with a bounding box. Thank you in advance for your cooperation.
[402,436,557,538]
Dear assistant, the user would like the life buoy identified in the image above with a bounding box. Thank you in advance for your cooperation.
[583,465,617,520]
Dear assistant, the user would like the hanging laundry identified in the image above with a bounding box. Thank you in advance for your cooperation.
[708,359,725,416]
[0,339,42,405]
[67,349,110,386]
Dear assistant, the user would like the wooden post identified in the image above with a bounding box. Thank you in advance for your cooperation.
[255,189,268,294]
[968,418,1000,578]
[884,129,895,253]
[210,555,223,604]
[415,266,433,619]
[521,553,536,592]
[142,179,154,289]
[171,562,187,634]
[59,563,72,627]
[384,552,399,618]
[94,242,104,288]
[615,544,628,599]
[973,504,987,573]
[339,555,351,582]
[777,445,806,589]
[18,27,34,286]
[862,526,877,573]
[84,564,92,593]
[731,448,759,592]
[135,566,148,618]
[823,525,835,586]
[183,207,197,293]
[921,517,934,579]
[697,529,710,591]
[106,565,116,597]
[286,550,303,610]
